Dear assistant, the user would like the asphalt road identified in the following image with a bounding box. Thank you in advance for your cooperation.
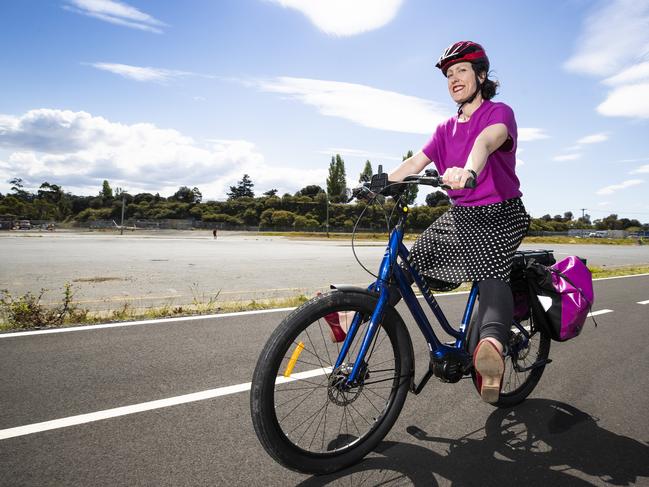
[1,275,648,486]
[2,230,649,311]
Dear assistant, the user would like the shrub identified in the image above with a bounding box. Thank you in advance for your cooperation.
[271,210,296,227]
[294,215,320,229]
[0,284,87,329]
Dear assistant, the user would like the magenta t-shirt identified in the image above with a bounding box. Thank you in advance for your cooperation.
[421,100,522,206]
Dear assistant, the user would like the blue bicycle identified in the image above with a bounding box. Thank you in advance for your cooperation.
[250,170,553,475]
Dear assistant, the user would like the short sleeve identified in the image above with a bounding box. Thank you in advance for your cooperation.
[421,125,441,162]
[485,103,517,153]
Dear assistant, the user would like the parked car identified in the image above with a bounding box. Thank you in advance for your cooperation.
[16,220,31,230]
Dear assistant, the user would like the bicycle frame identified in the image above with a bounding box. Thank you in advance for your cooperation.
[333,204,481,388]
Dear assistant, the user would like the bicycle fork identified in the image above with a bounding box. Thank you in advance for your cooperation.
[333,229,403,386]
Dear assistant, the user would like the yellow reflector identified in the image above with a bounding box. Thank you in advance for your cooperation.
[283,341,305,378]
[403,206,408,212]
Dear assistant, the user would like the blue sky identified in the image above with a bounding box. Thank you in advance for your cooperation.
[1,0,648,220]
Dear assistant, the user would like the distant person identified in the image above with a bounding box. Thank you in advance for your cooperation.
[387,41,530,403]
[212,228,217,239]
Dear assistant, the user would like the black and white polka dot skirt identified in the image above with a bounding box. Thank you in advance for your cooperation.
[408,198,531,291]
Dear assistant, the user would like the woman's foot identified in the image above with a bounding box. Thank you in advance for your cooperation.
[473,339,505,404]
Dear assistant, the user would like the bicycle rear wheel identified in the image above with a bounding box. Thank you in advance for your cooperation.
[250,290,412,475]
[472,314,551,408]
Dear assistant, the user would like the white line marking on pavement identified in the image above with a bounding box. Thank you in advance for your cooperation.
[594,273,649,281]
[0,290,472,339]
[1,273,645,339]
[0,307,297,339]
[589,309,613,317]
[638,300,649,305]
[0,367,332,441]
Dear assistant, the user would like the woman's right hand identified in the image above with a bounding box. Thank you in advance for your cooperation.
[442,167,474,190]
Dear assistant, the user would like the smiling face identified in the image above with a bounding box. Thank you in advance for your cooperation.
[446,61,484,103]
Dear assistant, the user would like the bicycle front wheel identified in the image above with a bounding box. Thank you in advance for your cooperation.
[250,290,413,475]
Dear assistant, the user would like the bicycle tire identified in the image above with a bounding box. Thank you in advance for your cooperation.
[250,290,413,475]
[471,314,551,408]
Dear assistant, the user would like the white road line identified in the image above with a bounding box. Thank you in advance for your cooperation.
[1,273,645,339]
[588,309,613,317]
[0,307,296,339]
[638,300,649,305]
[594,273,649,281]
[0,307,623,440]
[0,290,471,339]
[0,367,332,441]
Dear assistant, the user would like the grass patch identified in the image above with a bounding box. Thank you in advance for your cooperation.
[3,264,648,333]
[523,236,642,246]
[589,265,649,279]
[0,285,309,333]
[262,232,645,246]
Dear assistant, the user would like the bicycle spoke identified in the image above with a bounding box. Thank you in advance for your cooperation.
[316,318,334,366]
[263,298,405,458]
[278,379,327,423]
[359,389,384,415]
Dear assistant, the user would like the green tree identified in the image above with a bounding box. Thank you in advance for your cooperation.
[263,188,278,197]
[401,150,418,205]
[425,191,450,207]
[327,154,347,203]
[9,178,31,201]
[171,186,201,204]
[101,180,113,200]
[359,160,373,183]
[295,185,325,198]
[227,174,255,199]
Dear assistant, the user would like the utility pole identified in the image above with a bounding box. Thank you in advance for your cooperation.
[326,193,330,238]
[120,195,126,235]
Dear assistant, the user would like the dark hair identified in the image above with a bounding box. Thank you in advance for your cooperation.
[472,61,499,100]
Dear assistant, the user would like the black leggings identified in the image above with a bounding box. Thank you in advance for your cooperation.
[468,279,512,354]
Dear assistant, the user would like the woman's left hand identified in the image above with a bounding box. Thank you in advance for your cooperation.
[442,167,473,189]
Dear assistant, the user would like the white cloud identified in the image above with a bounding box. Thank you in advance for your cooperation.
[320,148,401,162]
[615,157,649,163]
[552,153,582,162]
[596,179,644,195]
[518,128,549,142]
[597,83,649,118]
[631,164,649,174]
[565,0,649,119]
[63,0,166,33]
[564,0,649,77]
[89,62,204,83]
[268,0,403,36]
[576,133,608,144]
[603,61,649,86]
[257,76,449,134]
[255,77,550,140]
[0,108,322,198]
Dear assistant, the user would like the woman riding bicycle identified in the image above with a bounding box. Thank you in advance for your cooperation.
[388,41,530,403]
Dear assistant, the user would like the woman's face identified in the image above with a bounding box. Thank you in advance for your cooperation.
[446,62,482,103]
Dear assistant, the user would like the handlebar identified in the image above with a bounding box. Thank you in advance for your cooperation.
[349,168,476,202]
